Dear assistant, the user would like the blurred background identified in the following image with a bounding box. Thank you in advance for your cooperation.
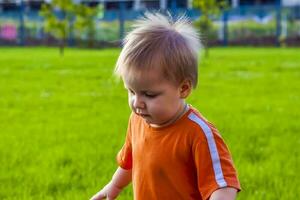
[0,0,299,48]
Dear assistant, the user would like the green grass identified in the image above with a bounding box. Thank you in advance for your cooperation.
[0,47,299,199]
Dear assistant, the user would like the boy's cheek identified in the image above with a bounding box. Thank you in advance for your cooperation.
[128,100,133,110]
[128,98,135,111]
[128,95,133,106]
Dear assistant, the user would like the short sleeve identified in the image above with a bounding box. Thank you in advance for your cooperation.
[116,114,133,170]
[193,126,241,200]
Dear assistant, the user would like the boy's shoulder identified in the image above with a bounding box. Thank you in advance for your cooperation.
[186,106,211,128]
[185,106,222,140]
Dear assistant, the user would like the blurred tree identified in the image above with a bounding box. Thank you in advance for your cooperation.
[74,4,103,48]
[40,0,76,56]
[193,0,227,56]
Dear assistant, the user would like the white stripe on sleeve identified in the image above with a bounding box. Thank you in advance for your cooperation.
[188,112,227,187]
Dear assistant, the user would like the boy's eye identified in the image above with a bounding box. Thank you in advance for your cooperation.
[144,93,158,98]
[128,89,135,94]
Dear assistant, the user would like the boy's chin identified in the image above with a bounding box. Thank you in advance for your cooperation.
[142,116,168,127]
[144,118,159,126]
[147,120,167,128]
[144,118,154,124]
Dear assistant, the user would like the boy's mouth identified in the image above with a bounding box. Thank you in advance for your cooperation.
[140,113,150,118]
[137,112,149,117]
[135,109,150,118]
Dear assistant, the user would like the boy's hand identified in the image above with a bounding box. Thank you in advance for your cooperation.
[90,167,132,200]
[90,182,122,200]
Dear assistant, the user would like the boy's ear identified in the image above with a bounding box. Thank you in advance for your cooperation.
[179,79,192,98]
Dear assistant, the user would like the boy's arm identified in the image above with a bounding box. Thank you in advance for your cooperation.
[209,187,237,200]
[90,167,132,200]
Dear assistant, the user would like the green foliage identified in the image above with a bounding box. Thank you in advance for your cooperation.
[194,14,213,33]
[193,0,225,15]
[0,47,300,199]
[73,4,102,47]
[40,0,76,39]
[193,0,227,55]
[40,0,76,55]
[40,1,103,54]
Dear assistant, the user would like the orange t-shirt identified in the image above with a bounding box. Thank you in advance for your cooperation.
[117,106,241,200]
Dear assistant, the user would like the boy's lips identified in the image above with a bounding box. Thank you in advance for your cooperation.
[138,112,149,116]
[136,111,150,118]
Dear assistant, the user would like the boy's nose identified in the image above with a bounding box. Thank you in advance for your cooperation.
[133,96,145,109]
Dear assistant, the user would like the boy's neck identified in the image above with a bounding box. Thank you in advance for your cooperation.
[149,102,189,128]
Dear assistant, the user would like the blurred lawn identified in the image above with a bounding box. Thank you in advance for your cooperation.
[0,47,299,199]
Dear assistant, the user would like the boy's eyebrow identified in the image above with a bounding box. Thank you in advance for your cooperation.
[123,83,162,93]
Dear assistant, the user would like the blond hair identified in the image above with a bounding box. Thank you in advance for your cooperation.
[115,12,201,88]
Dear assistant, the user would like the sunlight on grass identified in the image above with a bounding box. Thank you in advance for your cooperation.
[0,47,299,199]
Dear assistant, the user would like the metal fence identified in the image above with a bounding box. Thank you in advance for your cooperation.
[0,4,299,47]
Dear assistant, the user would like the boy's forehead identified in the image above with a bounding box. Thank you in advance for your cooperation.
[127,66,163,79]
[123,68,167,89]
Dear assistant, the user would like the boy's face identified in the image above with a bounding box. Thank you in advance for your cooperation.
[123,68,189,127]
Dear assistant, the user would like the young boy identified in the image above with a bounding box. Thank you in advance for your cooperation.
[90,13,241,200]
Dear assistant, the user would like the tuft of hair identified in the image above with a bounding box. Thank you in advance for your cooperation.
[115,12,201,88]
